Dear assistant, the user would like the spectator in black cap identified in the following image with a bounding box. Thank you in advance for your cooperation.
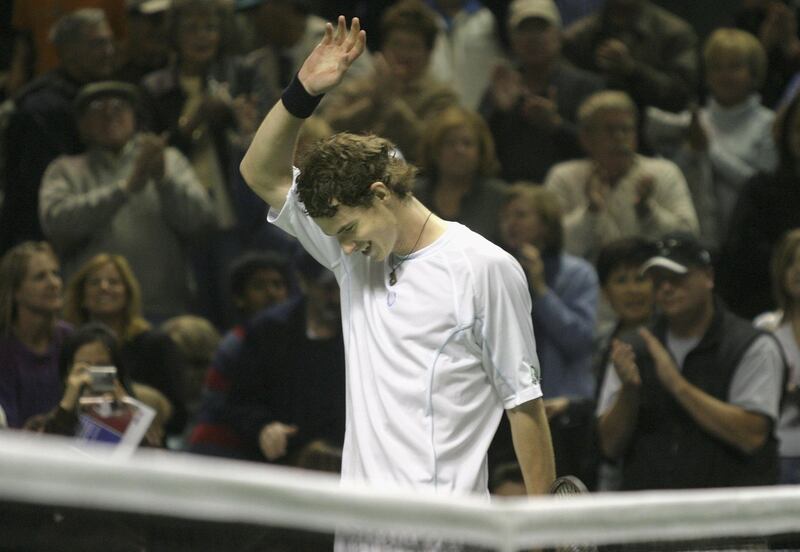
[38,80,215,322]
[596,231,786,490]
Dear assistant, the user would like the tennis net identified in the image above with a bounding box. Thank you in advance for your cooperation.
[1,431,800,551]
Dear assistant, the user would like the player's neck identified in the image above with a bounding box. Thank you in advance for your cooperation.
[393,198,446,256]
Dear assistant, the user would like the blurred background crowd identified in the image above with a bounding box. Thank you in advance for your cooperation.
[2,0,800,504]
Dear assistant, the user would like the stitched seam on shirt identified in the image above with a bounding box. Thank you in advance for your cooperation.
[428,323,473,491]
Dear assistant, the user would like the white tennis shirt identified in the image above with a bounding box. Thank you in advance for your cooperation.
[270,176,542,496]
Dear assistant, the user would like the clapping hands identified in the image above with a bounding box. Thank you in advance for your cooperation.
[518,243,548,295]
[585,168,610,213]
[595,38,635,78]
[126,133,166,193]
[489,64,524,111]
[610,339,642,388]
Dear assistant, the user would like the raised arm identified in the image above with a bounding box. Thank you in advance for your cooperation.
[239,16,366,210]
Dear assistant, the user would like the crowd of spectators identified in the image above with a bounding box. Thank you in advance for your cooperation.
[3,0,800,506]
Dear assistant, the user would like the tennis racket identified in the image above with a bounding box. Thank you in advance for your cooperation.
[549,475,598,552]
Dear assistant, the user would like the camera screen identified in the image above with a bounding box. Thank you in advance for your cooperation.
[89,366,117,392]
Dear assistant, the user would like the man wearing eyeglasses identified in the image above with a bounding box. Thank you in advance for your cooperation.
[544,90,699,261]
[595,232,786,490]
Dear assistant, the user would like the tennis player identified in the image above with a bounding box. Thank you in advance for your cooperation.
[240,16,555,498]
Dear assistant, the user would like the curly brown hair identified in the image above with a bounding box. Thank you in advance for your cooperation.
[296,133,416,218]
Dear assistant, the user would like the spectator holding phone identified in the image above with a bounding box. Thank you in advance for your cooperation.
[25,323,171,446]
[24,323,132,435]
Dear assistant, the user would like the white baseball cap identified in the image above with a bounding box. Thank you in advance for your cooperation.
[508,0,562,30]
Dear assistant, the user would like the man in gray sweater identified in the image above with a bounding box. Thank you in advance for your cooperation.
[39,81,215,321]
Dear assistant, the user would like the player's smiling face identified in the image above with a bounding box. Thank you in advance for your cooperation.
[314,196,399,262]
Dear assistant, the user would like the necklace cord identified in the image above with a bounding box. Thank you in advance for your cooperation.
[389,211,433,286]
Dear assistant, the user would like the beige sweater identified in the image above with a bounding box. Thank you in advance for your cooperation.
[544,154,699,260]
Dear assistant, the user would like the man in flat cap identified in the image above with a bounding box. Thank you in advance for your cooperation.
[39,81,214,321]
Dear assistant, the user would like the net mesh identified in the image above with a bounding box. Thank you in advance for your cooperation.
[1,432,800,552]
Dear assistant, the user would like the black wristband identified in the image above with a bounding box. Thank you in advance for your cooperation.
[281,72,324,119]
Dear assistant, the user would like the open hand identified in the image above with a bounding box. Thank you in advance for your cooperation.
[259,421,299,461]
[298,16,366,96]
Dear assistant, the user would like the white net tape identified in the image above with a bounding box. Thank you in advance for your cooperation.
[2,431,800,551]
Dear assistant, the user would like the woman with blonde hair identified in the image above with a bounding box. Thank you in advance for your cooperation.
[648,28,776,247]
[414,105,506,243]
[0,241,71,428]
[755,228,800,483]
[64,253,187,439]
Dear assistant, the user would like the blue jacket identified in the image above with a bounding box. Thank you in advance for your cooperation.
[532,253,598,400]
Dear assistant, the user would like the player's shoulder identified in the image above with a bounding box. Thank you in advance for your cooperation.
[446,223,521,276]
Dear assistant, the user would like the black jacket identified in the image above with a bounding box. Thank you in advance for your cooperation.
[620,302,780,489]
